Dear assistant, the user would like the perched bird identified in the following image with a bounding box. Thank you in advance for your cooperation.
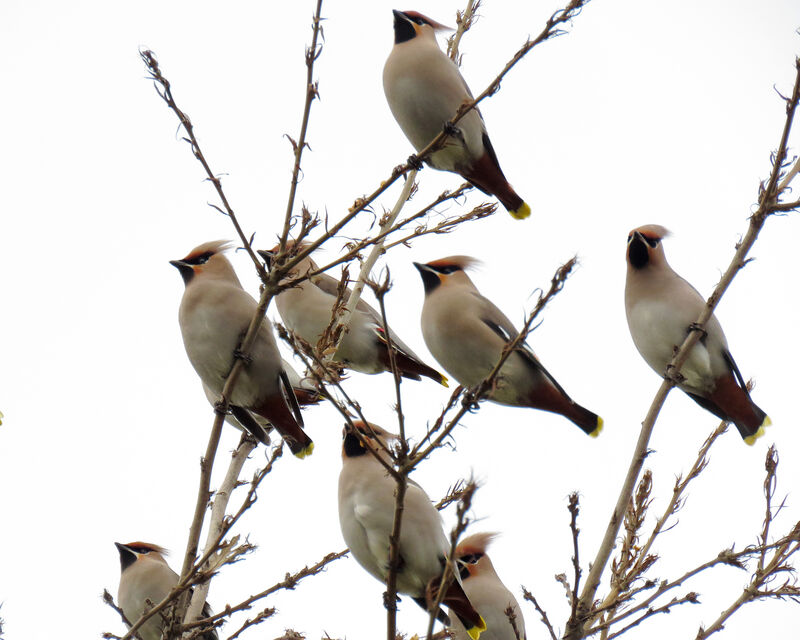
[115,541,218,640]
[450,533,527,640]
[383,10,530,220]
[624,224,770,444]
[201,357,322,443]
[414,257,602,436]
[258,244,447,385]
[171,241,313,458]
[338,421,486,639]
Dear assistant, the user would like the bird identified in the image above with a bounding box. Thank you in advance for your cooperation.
[450,533,527,640]
[338,420,486,639]
[201,357,322,443]
[413,256,602,436]
[115,541,218,640]
[258,243,447,385]
[171,240,313,458]
[624,224,770,444]
[383,10,530,220]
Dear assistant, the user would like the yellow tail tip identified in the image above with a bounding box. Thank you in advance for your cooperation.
[440,374,449,388]
[589,416,604,438]
[509,202,531,220]
[0,410,4,425]
[743,417,771,446]
[466,616,487,639]
[295,442,314,459]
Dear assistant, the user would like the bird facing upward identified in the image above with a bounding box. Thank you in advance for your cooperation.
[170,241,313,458]
[450,533,527,640]
[624,224,770,444]
[338,421,486,639]
[383,10,531,220]
[258,243,447,385]
[414,256,602,437]
[115,541,218,640]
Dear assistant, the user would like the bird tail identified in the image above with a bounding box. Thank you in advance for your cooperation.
[377,337,449,386]
[688,376,770,445]
[524,380,603,437]
[463,134,530,220]
[440,579,486,639]
[251,396,314,459]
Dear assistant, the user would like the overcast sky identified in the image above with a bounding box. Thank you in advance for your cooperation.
[1,1,799,639]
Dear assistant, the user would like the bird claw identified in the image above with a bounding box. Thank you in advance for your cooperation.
[233,348,253,365]
[407,154,423,170]
[442,121,461,137]
[688,322,708,339]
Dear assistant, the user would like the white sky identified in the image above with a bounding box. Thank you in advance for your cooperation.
[1,1,799,639]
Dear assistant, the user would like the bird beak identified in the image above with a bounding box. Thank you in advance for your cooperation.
[170,259,195,284]
[256,249,274,270]
[413,262,441,293]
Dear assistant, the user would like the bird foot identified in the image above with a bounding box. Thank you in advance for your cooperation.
[688,322,708,339]
[233,348,253,365]
[442,121,461,137]
[407,154,423,170]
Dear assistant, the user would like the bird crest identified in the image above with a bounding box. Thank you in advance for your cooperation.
[400,10,453,31]
[456,532,498,556]
[122,541,169,555]
[629,224,670,242]
[425,255,481,273]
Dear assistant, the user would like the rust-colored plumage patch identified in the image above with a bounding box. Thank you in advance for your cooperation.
[425,255,481,272]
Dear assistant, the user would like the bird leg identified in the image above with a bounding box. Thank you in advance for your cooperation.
[688,322,709,340]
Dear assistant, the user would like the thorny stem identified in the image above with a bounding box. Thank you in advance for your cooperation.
[568,56,800,640]
[279,0,324,256]
[139,50,265,277]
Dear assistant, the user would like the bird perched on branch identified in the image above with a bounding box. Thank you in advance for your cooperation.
[115,541,218,640]
[258,243,447,385]
[338,421,486,639]
[414,256,603,436]
[450,533,527,640]
[171,241,313,458]
[383,10,530,220]
[624,224,770,444]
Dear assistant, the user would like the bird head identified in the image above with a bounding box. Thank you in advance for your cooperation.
[392,10,452,44]
[413,256,479,294]
[115,541,169,573]
[341,420,396,462]
[626,224,670,270]
[170,240,235,286]
[257,240,315,276]
[456,532,499,579]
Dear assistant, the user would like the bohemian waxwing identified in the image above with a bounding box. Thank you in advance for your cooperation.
[414,257,603,436]
[383,10,530,220]
[624,225,770,444]
[258,244,447,385]
[201,357,322,443]
[171,241,313,458]
[115,541,218,640]
[450,533,527,640]
[338,421,486,639]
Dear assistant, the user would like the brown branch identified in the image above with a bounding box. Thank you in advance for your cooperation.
[278,0,325,254]
[139,50,265,277]
[522,587,558,640]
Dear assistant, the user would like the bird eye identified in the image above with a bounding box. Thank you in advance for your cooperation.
[645,237,660,248]
[186,251,214,266]
[460,552,484,564]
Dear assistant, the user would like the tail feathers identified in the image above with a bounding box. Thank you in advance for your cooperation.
[377,343,449,387]
[251,396,314,459]
[441,579,486,639]
[526,383,602,437]
[686,374,770,444]
[462,134,529,220]
[229,405,271,444]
